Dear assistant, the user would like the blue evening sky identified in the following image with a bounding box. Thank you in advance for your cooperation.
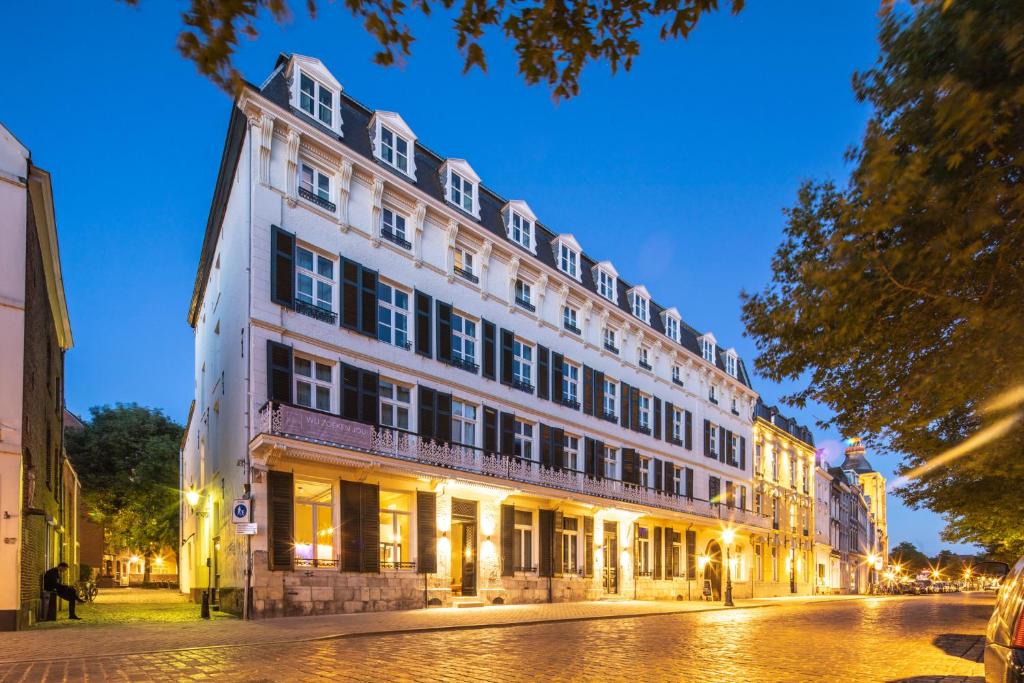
[1,1,968,554]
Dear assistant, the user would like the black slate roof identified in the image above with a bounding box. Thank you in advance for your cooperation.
[246,54,753,388]
[754,399,815,447]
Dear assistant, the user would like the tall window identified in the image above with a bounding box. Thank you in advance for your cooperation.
[755,443,763,475]
[790,456,797,487]
[514,510,533,571]
[562,306,579,333]
[709,384,718,403]
[640,456,652,487]
[452,400,477,446]
[638,346,651,369]
[563,434,580,471]
[510,211,532,249]
[562,362,579,405]
[673,466,683,495]
[561,517,579,573]
[294,477,334,567]
[449,172,475,212]
[558,243,578,278]
[672,364,683,385]
[294,356,332,411]
[630,292,649,322]
[515,280,532,307]
[299,73,333,126]
[452,313,477,366]
[514,419,534,460]
[379,381,411,429]
[513,340,533,387]
[296,247,334,311]
[454,248,475,278]
[380,127,410,173]
[772,450,779,481]
[672,408,683,442]
[382,208,407,242]
[379,490,412,568]
[701,337,715,363]
[638,395,651,431]
[772,496,780,528]
[377,282,410,348]
[730,434,739,465]
[597,269,616,301]
[726,353,737,377]
[636,527,650,574]
[299,163,332,204]
[709,424,719,456]
[664,316,679,342]
[603,378,617,418]
[603,327,618,352]
[603,446,618,478]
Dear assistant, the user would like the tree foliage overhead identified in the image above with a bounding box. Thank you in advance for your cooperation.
[65,404,183,554]
[124,0,744,99]
[741,0,1024,556]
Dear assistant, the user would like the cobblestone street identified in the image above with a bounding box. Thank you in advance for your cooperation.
[0,592,993,682]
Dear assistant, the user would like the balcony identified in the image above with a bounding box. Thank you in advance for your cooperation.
[601,410,618,424]
[257,401,771,529]
[454,266,479,284]
[672,377,685,387]
[637,425,652,436]
[381,228,412,250]
[446,355,479,374]
[603,342,620,355]
[511,378,534,394]
[294,299,337,324]
[299,187,337,213]
[563,322,582,335]
[638,360,652,371]
[515,296,536,312]
[558,395,581,411]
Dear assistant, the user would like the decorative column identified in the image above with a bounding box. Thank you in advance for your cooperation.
[370,176,384,246]
[535,273,549,321]
[249,112,275,186]
[479,240,492,300]
[412,201,427,266]
[557,284,569,334]
[285,130,300,206]
[581,300,593,342]
[335,159,353,230]
[506,256,520,311]
[444,218,458,280]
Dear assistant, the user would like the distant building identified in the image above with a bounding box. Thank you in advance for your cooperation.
[0,123,75,630]
[813,461,835,592]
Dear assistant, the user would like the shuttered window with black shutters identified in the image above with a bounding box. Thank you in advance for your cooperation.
[340,257,378,336]
[653,397,662,440]
[414,290,432,357]
[539,424,565,469]
[621,448,639,485]
[653,527,663,580]
[684,410,693,450]
[686,529,697,579]
[483,406,498,453]
[704,419,712,458]
[267,340,293,403]
[536,345,550,400]
[418,386,453,443]
[340,479,380,573]
[664,401,674,444]
[436,301,453,363]
[501,504,515,576]
[482,320,496,380]
[584,516,594,577]
[538,509,555,577]
[499,411,515,456]
[341,362,379,425]
[551,352,564,402]
[267,470,294,570]
[620,383,632,429]
[416,491,437,573]
[663,460,674,494]
[582,366,594,415]
[500,329,515,386]
[739,436,747,470]
[270,226,295,307]
[685,467,694,499]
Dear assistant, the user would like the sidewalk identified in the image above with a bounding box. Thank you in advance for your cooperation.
[0,591,898,664]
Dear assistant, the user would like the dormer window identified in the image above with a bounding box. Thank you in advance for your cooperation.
[299,73,333,127]
[662,308,681,343]
[725,350,738,377]
[511,213,532,249]
[369,112,417,179]
[628,288,650,323]
[449,172,474,212]
[700,335,716,364]
[503,201,537,253]
[559,243,578,278]
[441,160,481,218]
[594,263,618,302]
[381,127,410,173]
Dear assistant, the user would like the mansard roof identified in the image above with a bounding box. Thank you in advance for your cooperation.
[754,399,815,448]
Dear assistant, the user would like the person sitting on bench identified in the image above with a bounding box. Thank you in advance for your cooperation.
[43,562,84,620]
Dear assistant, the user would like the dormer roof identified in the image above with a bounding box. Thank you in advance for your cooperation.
[554,234,582,252]
[368,110,416,141]
[628,284,651,299]
[593,260,619,278]
[284,54,342,92]
[503,199,536,221]
[441,158,480,184]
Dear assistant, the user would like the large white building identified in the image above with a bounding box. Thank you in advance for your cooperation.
[181,54,771,618]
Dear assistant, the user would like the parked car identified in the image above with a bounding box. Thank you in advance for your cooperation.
[984,557,1023,683]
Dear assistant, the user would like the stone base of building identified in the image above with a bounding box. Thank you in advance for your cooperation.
[751,581,815,598]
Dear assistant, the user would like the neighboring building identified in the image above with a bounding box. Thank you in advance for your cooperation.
[0,123,75,630]
[842,440,888,567]
[812,460,835,592]
[751,401,816,597]
[181,54,766,618]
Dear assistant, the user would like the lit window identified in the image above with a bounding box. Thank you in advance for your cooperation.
[602,379,617,418]
[379,490,412,568]
[294,477,334,568]
[562,306,579,333]
[296,247,334,312]
[294,356,332,411]
[377,282,410,349]
[630,292,649,323]
[299,73,333,127]
[452,399,477,446]
[597,270,616,301]
[449,172,475,213]
[636,526,650,574]
[452,313,477,366]
[510,212,532,249]
[382,208,408,244]
[558,243,578,278]
[562,362,579,406]
[563,434,580,471]
[603,446,618,478]
[299,163,332,204]
[561,517,579,573]
[603,327,618,353]
[380,126,410,173]
[379,380,411,429]
[514,510,533,571]
[513,340,533,387]
[514,419,534,460]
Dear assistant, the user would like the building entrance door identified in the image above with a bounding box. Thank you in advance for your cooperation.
[705,541,723,600]
[450,498,477,597]
[602,522,618,594]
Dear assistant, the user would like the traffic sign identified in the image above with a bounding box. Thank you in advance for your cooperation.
[232,498,251,523]
[235,523,257,535]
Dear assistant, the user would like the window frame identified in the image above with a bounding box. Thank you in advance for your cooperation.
[451,399,478,447]
[561,517,580,574]
[514,418,534,461]
[379,379,412,431]
[563,433,581,472]
[514,509,534,572]
[448,171,476,214]
[298,72,335,128]
[294,355,334,412]
[512,339,534,388]
[602,326,619,353]
[293,476,335,568]
[597,269,616,302]
[295,245,335,313]
[451,312,478,368]
[381,206,409,247]
[378,489,413,569]
[561,361,580,407]
[602,378,618,419]
[377,280,411,350]
[379,125,411,175]
[557,242,579,279]
[603,445,618,479]
[298,161,333,207]
[510,211,533,250]
[630,292,650,323]
[562,305,580,334]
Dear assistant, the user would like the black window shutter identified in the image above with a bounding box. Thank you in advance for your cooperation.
[340,479,362,572]
[267,469,294,570]
[436,301,453,363]
[620,383,632,429]
[483,406,498,452]
[654,458,663,491]
[418,386,436,440]
[266,340,293,403]
[654,526,663,580]
[686,529,697,578]
[270,226,295,307]
[631,388,641,432]
[665,527,674,578]
[499,411,515,456]
[436,391,452,443]
[584,516,594,577]
[360,482,380,573]
[341,363,361,421]
[594,439,604,479]
[553,427,565,469]
[740,436,747,470]
[341,257,361,331]
[539,509,554,577]
[726,430,735,464]
[414,290,433,357]
[417,491,437,573]
[501,504,515,576]
[582,366,594,416]
[584,437,596,477]
[664,461,674,494]
[500,329,514,385]
[685,467,694,498]
[482,320,496,380]
[726,480,735,508]
[654,397,662,440]
[685,410,693,450]
[551,352,564,400]
[359,369,379,426]
[710,476,721,504]
[719,427,727,463]
[621,448,637,484]
[539,424,552,468]
[594,371,605,413]
[552,510,564,575]
[537,346,550,400]
[359,266,378,337]
[664,402,674,443]
[704,419,711,457]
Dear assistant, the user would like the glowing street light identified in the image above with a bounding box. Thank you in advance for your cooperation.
[185,488,200,507]
[722,528,736,607]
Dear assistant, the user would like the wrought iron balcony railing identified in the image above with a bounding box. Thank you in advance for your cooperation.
[446,356,479,374]
[603,342,620,354]
[563,322,581,335]
[601,410,618,424]
[294,300,338,324]
[380,561,416,571]
[256,401,771,528]
[296,558,338,569]
[511,378,534,394]
[515,296,536,312]
[381,228,412,250]
[672,377,685,387]
[558,395,581,411]
[638,360,652,371]
[299,187,337,213]
[454,266,479,284]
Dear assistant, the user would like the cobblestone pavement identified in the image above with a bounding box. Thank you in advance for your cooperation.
[0,592,993,682]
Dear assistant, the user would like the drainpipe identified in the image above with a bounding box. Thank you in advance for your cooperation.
[243,113,256,621]
[685,523,694,601]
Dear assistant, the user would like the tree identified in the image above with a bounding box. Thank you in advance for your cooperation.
[741,0,1024,557]
[65,404,183,569]
[891,542,930,573]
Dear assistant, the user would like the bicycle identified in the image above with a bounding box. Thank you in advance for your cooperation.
[76,579,99,603]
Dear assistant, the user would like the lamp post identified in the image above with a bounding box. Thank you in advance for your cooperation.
[722,528,735,607]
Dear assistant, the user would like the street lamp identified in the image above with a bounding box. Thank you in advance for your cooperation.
[722,528,736,607]
[185,488,200,507]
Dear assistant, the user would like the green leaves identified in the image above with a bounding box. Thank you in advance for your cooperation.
[743,0,1024,556]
